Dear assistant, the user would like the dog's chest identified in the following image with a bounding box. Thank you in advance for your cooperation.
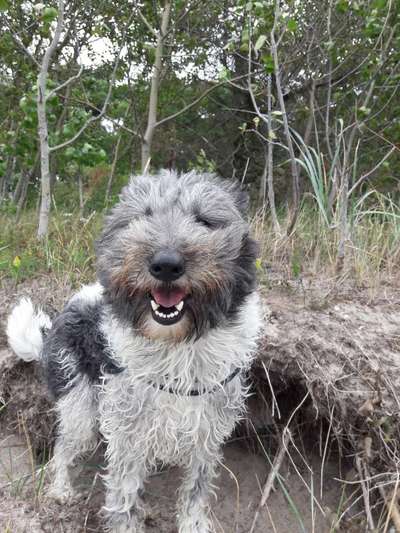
[98,372,243,466]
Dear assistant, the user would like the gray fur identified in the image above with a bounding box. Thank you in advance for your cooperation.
[96,170,259,339]
[9,170,262,532]
[42,289,122,399]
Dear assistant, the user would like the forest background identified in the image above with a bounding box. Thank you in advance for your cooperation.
[1,0,399,286]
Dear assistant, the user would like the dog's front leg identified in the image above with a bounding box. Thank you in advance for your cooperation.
[103,457,147,533]
[177,452,220,533]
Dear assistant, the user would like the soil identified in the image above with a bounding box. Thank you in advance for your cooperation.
[2,274,399,532]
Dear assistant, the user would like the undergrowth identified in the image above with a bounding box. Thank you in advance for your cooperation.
[1,195,399,287]
[0,209,102,286]
[253,196,400,286]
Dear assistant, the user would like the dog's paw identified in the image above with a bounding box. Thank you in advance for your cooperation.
[105,513,145,533]
[46,483,81,505]
[178,514,214,533]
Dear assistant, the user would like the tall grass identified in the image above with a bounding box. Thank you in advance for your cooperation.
[1,196,399,288]
[0,209,103,285]
[253,196,400,284]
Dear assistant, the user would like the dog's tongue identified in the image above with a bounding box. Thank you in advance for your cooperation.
[152,287,186,308]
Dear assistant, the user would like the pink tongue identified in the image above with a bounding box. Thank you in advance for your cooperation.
[152,288,186,308]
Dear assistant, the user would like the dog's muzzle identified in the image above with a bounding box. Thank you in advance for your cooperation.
[149,250,188,326]
[149,286,187,325]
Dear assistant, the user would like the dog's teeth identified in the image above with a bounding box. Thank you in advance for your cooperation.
[176,301,184,311]
[150,300,160,311]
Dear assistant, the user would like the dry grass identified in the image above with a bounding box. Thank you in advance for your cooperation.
[252,196,400,287]
[0,209,103,286]
[2,194,399,289]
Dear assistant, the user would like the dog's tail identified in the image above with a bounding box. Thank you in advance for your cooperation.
[6,298,52,362]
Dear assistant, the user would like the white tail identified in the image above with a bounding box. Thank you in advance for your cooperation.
[6,298,52,362]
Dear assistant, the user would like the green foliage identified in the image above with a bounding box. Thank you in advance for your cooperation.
[0,0,398,256]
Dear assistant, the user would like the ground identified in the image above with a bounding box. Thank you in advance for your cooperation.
[1,274,399,532]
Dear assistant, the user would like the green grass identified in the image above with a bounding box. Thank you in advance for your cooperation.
[1,197,399,288]
[0,209,102,285]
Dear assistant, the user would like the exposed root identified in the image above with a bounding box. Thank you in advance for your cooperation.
[249,429,290,533]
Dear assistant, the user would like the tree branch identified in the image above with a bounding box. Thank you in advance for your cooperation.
[1,16,40,68]
[153,71,262,130]
[49,44,122,152]
[348,147,396,196]
[47,64,84,101]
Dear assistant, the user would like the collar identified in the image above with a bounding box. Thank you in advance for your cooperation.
[156,367,242,396]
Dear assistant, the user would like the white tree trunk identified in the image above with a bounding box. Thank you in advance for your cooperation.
[37,0,64,239]
[266,75,280,234]
[141,1,172,173]
[271,1,300,234]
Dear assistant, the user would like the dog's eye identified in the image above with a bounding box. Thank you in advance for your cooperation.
[195,215,219,230]
[145,207,153,216]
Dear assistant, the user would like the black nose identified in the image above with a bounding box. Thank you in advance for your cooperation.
[149,250,185,281]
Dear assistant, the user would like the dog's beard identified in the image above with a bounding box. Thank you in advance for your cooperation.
[104,281,233,342]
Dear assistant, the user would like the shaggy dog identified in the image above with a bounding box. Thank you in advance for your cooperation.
[7,170,262,533]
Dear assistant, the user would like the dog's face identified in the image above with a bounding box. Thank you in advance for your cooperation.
[96,171,258,341]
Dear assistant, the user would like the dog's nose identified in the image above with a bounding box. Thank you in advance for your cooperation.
[149,250,185,281]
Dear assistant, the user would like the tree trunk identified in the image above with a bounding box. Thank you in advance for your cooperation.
[13,171,27,205]
[265,76,280,234]
[37,0,64,239]
[336,170,349,274]
[78,171,84,219]
[141,0,172,173]
[16,171,30,223]
[0,154,17,204]
[271,1,300,235]
[37,83,52,239]
[105,102,131,203]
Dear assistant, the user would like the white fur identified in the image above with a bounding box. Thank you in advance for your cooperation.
[42,287,262,532]
[6,297,52,362]
[48,376,98,502]
[98,291,262,531]
[69,281,103,304]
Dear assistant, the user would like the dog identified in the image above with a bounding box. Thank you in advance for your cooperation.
[7,170,262,532]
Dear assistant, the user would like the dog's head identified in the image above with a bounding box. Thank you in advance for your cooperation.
[96,170,258,342]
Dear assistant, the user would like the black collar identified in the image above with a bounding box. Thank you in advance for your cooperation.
[156,367,242,396]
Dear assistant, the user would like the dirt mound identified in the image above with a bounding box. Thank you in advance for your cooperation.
[257,283,400,530]
[1,276,400,530]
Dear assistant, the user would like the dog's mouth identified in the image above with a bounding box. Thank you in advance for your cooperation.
[149,287,187,325]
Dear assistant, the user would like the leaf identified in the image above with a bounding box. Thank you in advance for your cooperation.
[255,258,262,271]
[42,7,58,23]
[13,256,21,269]
[0,0,9,12]
[19,97,28,111]
[254,35,267,52]
[359,106,371,116]
[335,0,349,13]
[268,129,277,140]
[287,19,297,32]
[218,67,230,81]
[262,53,274,74]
